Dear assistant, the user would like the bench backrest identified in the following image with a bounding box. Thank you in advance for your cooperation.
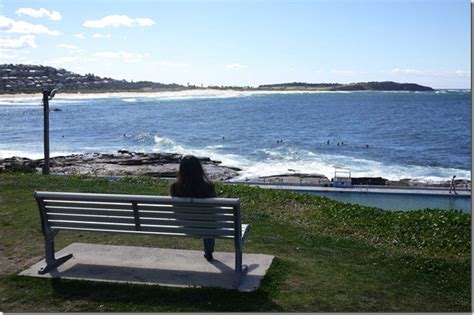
[35,191,242,239]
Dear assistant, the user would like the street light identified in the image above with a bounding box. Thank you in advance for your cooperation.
[42,88,58,175]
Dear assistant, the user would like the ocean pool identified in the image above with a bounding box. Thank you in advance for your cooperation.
[297,189,471,213]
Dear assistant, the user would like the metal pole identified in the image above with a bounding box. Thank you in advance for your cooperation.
[42,90,50,175]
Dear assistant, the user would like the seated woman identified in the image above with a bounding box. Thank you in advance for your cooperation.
[170,155,216,262]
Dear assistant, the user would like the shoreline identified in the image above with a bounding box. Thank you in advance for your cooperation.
[0,151,470,188]
[0,88,466,101]
[0,89,341,101]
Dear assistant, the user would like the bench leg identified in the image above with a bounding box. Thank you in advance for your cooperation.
[233,250,248,288]
[38,235,73,275]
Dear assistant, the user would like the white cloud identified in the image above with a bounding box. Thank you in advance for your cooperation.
[16,8,62,21]
[455,70,470,77]
[392,68,470,78]
[92,33,111,39]
[391,68,425,75]
[58,44,79,50]
[74,33,85,39]
[0,35,36,49]
[45,56,81,65]
[135,18,155,26]
[83,15,156,28]
[0,48,32,62]
[94,51,147,63]
[225,63,248,69]
[331,69,357,75]
[0,16,61,35]
[156,61,189,68]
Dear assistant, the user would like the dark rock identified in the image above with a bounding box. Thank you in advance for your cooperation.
[0,151,239,181]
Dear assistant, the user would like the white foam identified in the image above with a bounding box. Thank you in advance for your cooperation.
[153,136,186,152]
[0,100,43,106]
[122,98,138,103]
[205,144,224,149]
[151,139,471,182]
[1,135,469,182]
[0,89,401,105]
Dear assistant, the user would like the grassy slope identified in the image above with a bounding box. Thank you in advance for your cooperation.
[0,174,470,312]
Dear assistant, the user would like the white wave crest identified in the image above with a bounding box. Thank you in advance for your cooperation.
[205,144,224,149]
[149,137,471,182]
[122,98,138,103]
[153,136,186,152]
[0,89,406,105]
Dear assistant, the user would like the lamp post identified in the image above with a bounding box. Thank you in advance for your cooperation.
[42,88,57,175]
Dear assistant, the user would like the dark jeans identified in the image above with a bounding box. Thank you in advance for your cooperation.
[203,238,215,255]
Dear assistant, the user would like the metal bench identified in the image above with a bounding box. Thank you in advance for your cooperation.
[34,191,251,287]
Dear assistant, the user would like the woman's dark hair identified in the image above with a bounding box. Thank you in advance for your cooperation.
[170,155,215,198]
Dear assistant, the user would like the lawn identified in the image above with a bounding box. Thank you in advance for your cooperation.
[0,173,471,312]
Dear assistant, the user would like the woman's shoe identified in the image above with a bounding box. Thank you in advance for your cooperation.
[204,253,214,262]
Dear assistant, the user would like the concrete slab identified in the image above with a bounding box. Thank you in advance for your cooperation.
[19,243,274,292]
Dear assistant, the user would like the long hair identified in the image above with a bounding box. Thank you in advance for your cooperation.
[170,155,215,198]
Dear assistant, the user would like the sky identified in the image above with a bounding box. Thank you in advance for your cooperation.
[0,0,470,88]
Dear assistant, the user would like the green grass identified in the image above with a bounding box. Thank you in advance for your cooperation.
[0,174,471,312]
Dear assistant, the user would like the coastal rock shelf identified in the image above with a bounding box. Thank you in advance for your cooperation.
[0,150,241,181]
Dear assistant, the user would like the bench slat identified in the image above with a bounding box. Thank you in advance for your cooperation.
[139,217,235,228]
[45,206,135,217]
[45,206,233,222]
[44,200,133,210]
[44,200,234,214]
[138,204,235,214]
[138,210,232,222]
[140,224,235,236]
[47,213,136,224]
[46,213,235,228]
[49,220,235,236]
[50,226,234,239]
[49,220,136,231]
[36,191,239,206]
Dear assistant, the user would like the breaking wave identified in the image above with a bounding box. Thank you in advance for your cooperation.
[149,136,470,183]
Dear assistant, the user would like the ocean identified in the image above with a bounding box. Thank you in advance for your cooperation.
[0,89,471,182]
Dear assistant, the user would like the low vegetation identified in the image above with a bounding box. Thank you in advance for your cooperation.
[0,174,470,312]
[257,81,434,91]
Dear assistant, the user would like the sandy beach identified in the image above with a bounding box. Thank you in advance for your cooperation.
[0,88,344,102]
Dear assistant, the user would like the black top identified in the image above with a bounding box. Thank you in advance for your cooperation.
[170,181,216,198]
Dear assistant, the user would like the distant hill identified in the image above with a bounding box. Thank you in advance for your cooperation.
[0,64,185,94]
[0,64,434,94]
[258,81,434,91]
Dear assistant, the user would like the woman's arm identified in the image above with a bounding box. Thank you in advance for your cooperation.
[209,183,216,198]
[169,183,176,196]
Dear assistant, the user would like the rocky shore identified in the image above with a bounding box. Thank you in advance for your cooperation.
[0,151,470,188]
[0,150,241,181]
[256,173,470,188]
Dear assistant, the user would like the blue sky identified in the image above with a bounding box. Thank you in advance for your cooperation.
[0,0,470,88]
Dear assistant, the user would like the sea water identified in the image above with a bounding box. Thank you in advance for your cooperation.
[0,90,471,182]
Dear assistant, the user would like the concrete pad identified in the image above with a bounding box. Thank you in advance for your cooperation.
[19,243,274,292]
